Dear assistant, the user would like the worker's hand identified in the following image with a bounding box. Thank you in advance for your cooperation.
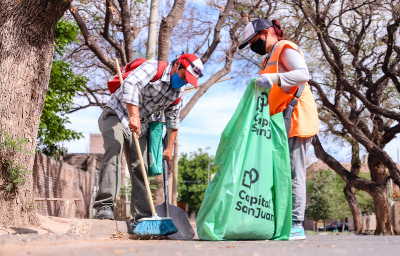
[163,148,173,173]
[255,74,273,89]
[128,115,141,136]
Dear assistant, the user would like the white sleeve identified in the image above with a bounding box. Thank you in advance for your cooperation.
[278,47,310,88]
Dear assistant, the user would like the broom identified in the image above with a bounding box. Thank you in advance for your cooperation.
[114,58,178,236]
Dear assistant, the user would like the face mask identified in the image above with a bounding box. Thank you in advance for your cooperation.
[250,37,267,55]
[171,72,186,89]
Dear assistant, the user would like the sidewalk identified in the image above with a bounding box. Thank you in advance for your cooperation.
[2,216,400,256]
[2,234,400,256]
[0,215,133,248]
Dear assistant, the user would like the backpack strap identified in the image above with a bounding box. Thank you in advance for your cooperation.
[170,96,182,107]
[288,84,305,109]
[282,84,305,137]
[151,61,169,82]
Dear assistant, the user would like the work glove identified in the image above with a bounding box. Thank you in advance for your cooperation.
[255,74,274,90]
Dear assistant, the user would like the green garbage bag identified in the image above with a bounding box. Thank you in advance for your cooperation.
[148,121,163,177]
[196,79,292,241]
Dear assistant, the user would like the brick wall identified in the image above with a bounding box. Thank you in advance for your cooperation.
[89,134,105,154]
[33,153,90,218]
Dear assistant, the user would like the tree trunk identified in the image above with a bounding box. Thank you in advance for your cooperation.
[0,0,69,226]
[342,218,345,232]
[344,184,365,234]
[323,220,326,231]
[312,135,395,235]
[368,155,394,235]
[371,186,393,235]
[157,0,186,61]
[152,0,186,204]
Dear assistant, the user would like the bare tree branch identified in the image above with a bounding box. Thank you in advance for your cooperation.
[312,135,375,193]
[201,0,235,64]
[118,0,134,62]
[69,4,117,73]
[102,0,127,65]
[158,0,187,61]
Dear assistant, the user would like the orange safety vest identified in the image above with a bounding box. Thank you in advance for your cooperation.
[260,40,319,138]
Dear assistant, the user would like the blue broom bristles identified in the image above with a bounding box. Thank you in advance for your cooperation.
[132,215,178,236]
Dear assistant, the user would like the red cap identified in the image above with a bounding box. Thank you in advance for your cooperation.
[179,54,204,88]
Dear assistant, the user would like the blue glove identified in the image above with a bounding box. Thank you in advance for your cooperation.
[255,74,273,89]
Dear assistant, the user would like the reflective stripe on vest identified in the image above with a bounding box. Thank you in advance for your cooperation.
[260,40,319,138]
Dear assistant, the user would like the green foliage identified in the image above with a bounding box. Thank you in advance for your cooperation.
[356,189,375,213]
[0,127,33,192]
[306,169,375,223]
[330,172,352,221]
[54,18,80,56]
[306,170,338,222]
[26,200,43,212]
[121,176,157,203]
[177,148,218,214]
[39,144,68,161]
[355,172,374,213]
[5,161,32,192]
[0,130,32,155]
[37,18,87,159]
[120,177,132,201]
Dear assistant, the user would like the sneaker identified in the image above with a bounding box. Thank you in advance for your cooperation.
[96,206,114,220]
[129,220,140,234]
[289,222,306,241]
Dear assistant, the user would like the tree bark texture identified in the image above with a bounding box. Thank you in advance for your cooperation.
[117,0,134,62]
[313,135,395,235]
[157,0,186,61]
[370,186,393,235]
[0,0,69,226]
[344,184,365,234]
[292,0,399,235]
[368,155,394,235]
[344,139,364,234]
[151,0,186,204]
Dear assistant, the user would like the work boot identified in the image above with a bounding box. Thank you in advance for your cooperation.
[289,221,306,241]
[96,206,114,220]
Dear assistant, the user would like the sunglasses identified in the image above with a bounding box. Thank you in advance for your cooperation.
[181,58,203,78]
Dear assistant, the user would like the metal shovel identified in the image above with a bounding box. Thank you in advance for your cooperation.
[154,134,195,240]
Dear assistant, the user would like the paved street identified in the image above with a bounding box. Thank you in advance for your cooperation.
[2,234,400,256]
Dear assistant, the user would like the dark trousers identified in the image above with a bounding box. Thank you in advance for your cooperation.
[93,108,152,220]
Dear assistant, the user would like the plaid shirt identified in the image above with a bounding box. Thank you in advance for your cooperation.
[105,60,184,137]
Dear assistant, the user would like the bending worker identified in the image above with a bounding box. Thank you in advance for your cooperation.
[239,19,319,240]
[94,54,204,223]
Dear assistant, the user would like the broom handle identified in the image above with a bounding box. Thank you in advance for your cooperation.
[115,58,156,216]
[133,132,156,216]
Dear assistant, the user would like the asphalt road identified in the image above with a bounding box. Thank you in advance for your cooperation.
[2,234,400,256]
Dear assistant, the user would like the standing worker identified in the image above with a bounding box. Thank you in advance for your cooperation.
[94,54,204,226]
[238,19,319,240]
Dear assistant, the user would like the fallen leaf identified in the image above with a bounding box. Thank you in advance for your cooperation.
[220,245,235,249]
[114,250,124,254]
[195,245,202,248]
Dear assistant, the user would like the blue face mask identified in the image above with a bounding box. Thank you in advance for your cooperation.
[171,73,186,89]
